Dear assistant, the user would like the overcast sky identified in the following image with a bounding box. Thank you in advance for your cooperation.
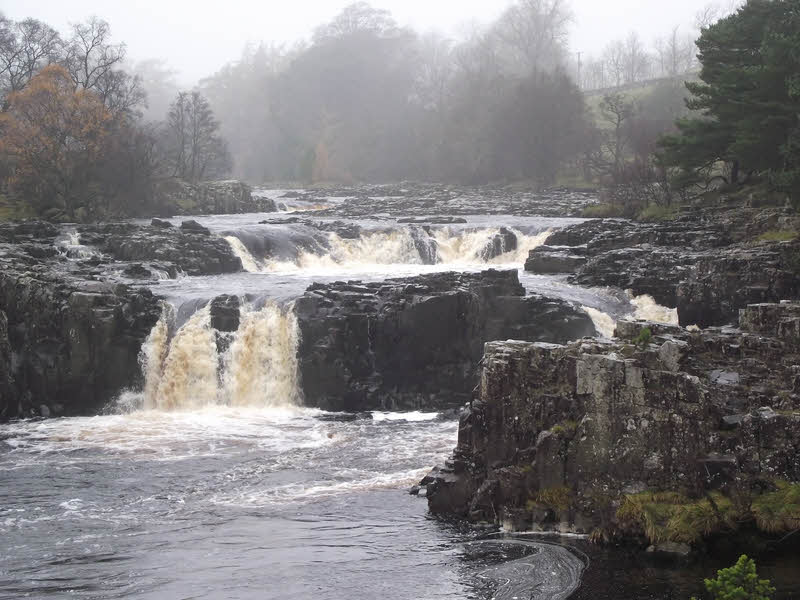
[5,0,708,84]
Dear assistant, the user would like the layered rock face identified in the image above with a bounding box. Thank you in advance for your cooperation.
[525,207,800,326]
[0,220,245,419]
[155,179,277,215]
[0,222,163,419]
[294,270,596,411]
[79,222,242,276]
[424,302,800,542]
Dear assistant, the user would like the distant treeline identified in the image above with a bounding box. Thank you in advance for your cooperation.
[1,0,797,221]
[196,1,715,186]
[0,16,230,220]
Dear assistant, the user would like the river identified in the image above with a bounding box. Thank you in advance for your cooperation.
[2,191,795,599]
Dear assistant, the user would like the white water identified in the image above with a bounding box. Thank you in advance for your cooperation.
[629,292,680,325]
[226,227,551,274]
[140,303,301,411]
[580,292,679,339]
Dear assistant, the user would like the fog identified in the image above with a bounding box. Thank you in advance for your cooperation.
[0,0,745,216]
[6,0,713,84]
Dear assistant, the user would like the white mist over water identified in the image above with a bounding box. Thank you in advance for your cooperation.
[140,303,301,411]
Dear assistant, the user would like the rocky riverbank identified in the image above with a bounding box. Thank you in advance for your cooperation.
[155,179,277,216]
[525,205,800,326]
[422,299,800,551]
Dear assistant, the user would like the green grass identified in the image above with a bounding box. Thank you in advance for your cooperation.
[582,203,626,218]
[751,481,800,533]
[756,230,797,242]
[637,204,679,222]
[618,483,800,544]
[527,486,572,512]
[0,194,34,221]
[617,491,737,544]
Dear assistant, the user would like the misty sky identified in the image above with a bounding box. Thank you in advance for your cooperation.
[5,0,708,83]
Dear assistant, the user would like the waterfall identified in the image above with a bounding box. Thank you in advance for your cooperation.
[629,293,679,325]
[581,306,617,338]
[225,226,551,273]
[225,235,262,272]
[223,305,301,407]
[150,307,219,410]
[140,302,301,410]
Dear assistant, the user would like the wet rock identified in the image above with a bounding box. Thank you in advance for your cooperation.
[479,227,517,261]
[424,303,800,540]
[209,295,241,333]
[543,208,800,327]
[295,270,595,412]
[151,218,173,228]
[398,217,468,224]
[122,263,153,279]
[525,250,587,274]
[155,179,276,215]
[80,223,242,276]
[0,269,162,420]
[676,242,800,327]
[180,220,211,235]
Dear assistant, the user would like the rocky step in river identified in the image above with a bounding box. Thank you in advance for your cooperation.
[422,300,800,554]
[2,187,799,599]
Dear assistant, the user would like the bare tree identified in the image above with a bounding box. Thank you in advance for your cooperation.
[313,2,397,41]
[0,16,62,98]
[592,92,636,182]
[165,91,230,182]
[622,32,650,84]
[603,40,626,88]
[64,17,124,91]
[492,0,572,75]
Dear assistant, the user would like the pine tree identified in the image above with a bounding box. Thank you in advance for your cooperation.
[658,0,800,197]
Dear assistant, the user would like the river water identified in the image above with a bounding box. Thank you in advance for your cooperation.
[4,193,795,599]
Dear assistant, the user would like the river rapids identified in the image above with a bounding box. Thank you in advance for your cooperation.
[2,190,736,600]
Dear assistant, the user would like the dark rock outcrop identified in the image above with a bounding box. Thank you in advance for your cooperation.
[676,242,800,327]
[423,302,800,543]
[525,207,800,326]
[0,271,162,420]
[155,179,277,215]
[79,223,242,276]
[524,246,587,273]
[294,270,596,412]
[0,221,169,420]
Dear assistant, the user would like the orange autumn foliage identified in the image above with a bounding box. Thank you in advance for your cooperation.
[0,64,113,220]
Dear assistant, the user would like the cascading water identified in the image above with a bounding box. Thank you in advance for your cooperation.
[140,302,301,411]
[225,226,552,273]
[223,304,301,407]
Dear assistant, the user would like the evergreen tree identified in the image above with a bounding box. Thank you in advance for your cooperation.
[658,0,800,197]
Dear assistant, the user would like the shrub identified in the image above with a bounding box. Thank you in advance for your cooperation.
[634,327,652,348]
[693,555,775,600]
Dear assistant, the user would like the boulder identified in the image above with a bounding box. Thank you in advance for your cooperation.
[525,250,587,274]
[294,270,596,412]
[180,220,211,235]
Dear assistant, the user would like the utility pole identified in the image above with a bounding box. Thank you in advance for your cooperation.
[576,51,582,89]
